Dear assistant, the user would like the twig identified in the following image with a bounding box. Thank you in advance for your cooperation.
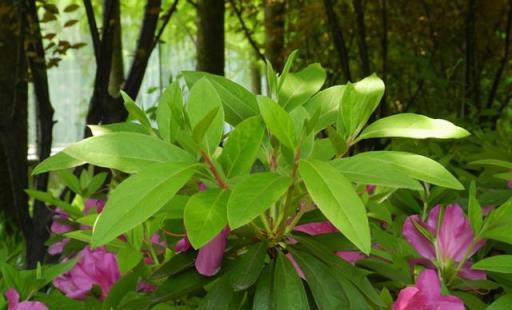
[228,0,265,62]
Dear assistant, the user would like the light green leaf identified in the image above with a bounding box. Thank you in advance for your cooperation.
[299,159,371,254]
[279,63,326,111]
[191,106,220,144]
[331,157,423,190]
[227,172,292,229]
[184,189,230,249]
[117,246,143,274]
[303,85,344,133]
[468,181,482,233]
[347,151,464,190]
[289,249,348,310]
[187,78,224,154]
[472,255,512,274]
[257,95,297,150]
[182,71,258,125]
[487,293,512,310]
[277,49,298,90]
[470,159,512,169]
[273,252,309,310]
[92,162,200,247]
[358,113,470,141]
[337,74,385,141]
[219,116,265,178]
[120,91,154,134]
[157,81,183,143]
[32,152,85,175]
[88,122,148,136]
[481,198,512,244]
[59,132,194,174]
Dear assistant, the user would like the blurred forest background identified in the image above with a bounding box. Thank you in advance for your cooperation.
[1,0,511,265]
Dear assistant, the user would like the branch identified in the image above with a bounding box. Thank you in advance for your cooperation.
[486,1,512,110]
[83,0,100,61]
[151,0,180,51]
[323,0,352,82]
[228,0,265,62]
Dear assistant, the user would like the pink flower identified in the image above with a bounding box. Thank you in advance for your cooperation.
[294,221,338,235]
[366,184,376,195]
[507,180,512,189]
[176,228,230,277]
[5,288,48,310]
[84,199,105,214]
[48,238,70,255]
[53,246,120,300]
[393,269,464,310]
[403,204,486,280]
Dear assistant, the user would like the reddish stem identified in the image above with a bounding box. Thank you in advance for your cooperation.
[200,149,229,189]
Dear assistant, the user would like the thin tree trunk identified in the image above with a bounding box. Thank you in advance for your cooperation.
[264,0,285,71]
[196,0,225,75]
[462,0,479,119]
[353,0,370,77]
[0,0,31,239]
[377,0,387,120]
[486,1,512,111]
[323,0,352,82]
[108,1,124,98]
[25,0,56,268]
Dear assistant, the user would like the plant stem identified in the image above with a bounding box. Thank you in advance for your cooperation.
[200,149,228,189]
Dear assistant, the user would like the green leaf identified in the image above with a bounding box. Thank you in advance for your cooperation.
[257,95,297,150]
[32,152,85,175]
[266,60,279,100]
[182,71,258,125]
[57,133,194,174]
[103,272,139,310]
[277,49,299,90]
[230,242,268,291]
[187,78,224,154]
[337,74,385,141]
[331,157,423,190]
[303,85,344,133]
[91,162,200,247]
[88,122,148,136]
[219,116,265,178]
[184,189,230,249]
[357,113,470,141]
[279,63,326,111]
[227,172,292,229]
[253,264,273,310]
[472,255,512,273]
[299,159,371,254]
[120,91,154,134]
[273,252,310,310]
[191,106,221,144]
[468,181,483,233]
[157,81,183,143]
[487,293,512,310]
[469,159,512,169]
[25,189,81,218]
[289,249,348,310]
[199,276,243,310]
[117,246,143,274]
[481,199,512,244]
[154,269,207,303]
[56,170,82,194]
[347,151,464,190]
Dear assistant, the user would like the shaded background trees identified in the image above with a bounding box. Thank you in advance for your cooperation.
[0,0,511,267]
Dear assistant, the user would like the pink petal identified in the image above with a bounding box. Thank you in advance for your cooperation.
[176,236,192,252]
[5,288,19,310]
[414,269,441,299]
[195,228,229,277]
[366,184,376,195]
[482,205,496,216]
[84,199,105,214]
[402,215,436,260]
[426,205,440,232]
[335,251,366,264]
[458,261,486,280]
[286,253,305,279]
[51,220,73,234]
[137,280,157,293]
[16,301,48,310]
[436,295,465,310]
[392,287,420,310]
[507,180,512,189]
[48,238,70,255]
[438,204,476,261]
[294,221,338,236]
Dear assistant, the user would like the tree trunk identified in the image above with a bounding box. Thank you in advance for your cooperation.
[0,0,30,238]
[353,0,370,77]
[462,0,479,119]
[108,1,125,98]
[323,0,352,82]
[196,0,225,75]
[264,0,286,71]
[25,0,56,268]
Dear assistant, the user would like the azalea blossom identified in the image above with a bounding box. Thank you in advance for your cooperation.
[393,269,464,310]
[5,289,48,310]
[176,227,230,277]
[53,246,120,300]
[507,180,512,189]
[403,204,486,280]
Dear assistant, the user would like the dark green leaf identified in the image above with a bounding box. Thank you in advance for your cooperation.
[230,242,268,291]
[273,252,309,310]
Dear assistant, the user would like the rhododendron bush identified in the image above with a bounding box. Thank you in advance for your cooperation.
[4,54,512,309]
